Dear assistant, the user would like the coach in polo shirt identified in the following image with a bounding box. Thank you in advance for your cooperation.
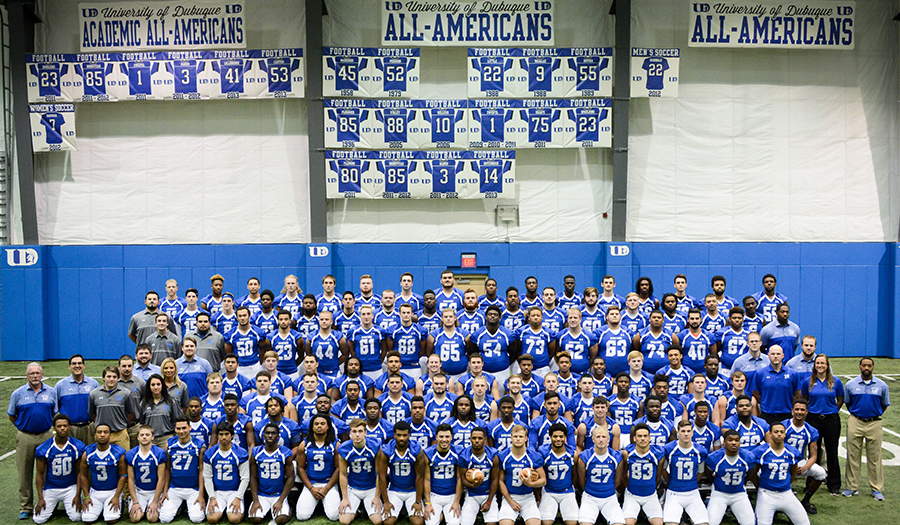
[750,345,801,425]
[54,354,99,446]
[89,366,137,451]
[843,357,891,500]
[7,362,57,519]
[186,311,227,371]
[759,303,802,358]
[128,290,177,344]
[731,330,768,376]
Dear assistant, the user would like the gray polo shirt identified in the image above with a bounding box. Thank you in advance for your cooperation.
[129,309,177,345]
[89,385,137,433]
[144,330,182,365]
[139,398,182,437]
[118,375,146,407]
[187,330,227,371]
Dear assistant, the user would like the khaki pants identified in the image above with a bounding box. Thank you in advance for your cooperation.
[109,429,131,452]
[152,434,174,449]
[127,423,141,449]
[16,429,53,512]
[68,422,95,446]
[846,414,884,492]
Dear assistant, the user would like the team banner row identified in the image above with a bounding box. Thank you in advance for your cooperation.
[26,49,304,103]
[326,151,515,199]
[324,99,611,150]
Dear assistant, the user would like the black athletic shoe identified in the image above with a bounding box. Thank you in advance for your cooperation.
[802,501,818,515]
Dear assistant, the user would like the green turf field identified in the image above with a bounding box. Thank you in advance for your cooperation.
[0,358,895,524]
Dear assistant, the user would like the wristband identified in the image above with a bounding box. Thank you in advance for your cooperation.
[424,502,431,506]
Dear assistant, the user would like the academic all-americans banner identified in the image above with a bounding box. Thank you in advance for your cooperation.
[688,0,855,49]
[79,0,246,52]
[382,1,555,46]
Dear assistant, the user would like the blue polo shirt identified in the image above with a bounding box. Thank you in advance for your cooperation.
[8,382,58,434]
[55,375,100,424]
[800,376,844,415]
[844,375,890,419]
[759,320,802,358]
[175,356,214,397]
[750,364,800,415]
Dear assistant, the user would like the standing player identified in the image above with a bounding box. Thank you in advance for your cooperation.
[269,310,303,380]
[656,346,693,396]
[718,307,749,375]
[752,422,810,525]
[306,313,349,377]
[388,304,428,379]
[294,295,321,339]
[458,290,486,333]
[203,422,250,524]
[337,418,384,525]
[635,277,659,315]
[224,307,269,378]
[349,305,388,381]
[741,296,767,334]
[622,423,664,525]
[407,396,438,449]
[236,278,263,317]
[296,414,341,521]
[710,276,738,315]
[498,425,545,525]
[540,288,566,333]
[159,416,206,524]
[418,291,442,334]
[424,373,457,422]
[470,310,516,390]
[609,373,642,446]
[33,415,85,525]
[672,274,700,317]
[701,295,727,335]
[753,274,788,324]
[423,424,463,525]
[212,294,239,335]
[704,430,757,525]
[275,275,304,316]
[317,275,342,315]
[558,276,582,313]
[576,396,621,452]
[177,289,207,337]
[459,427,500,525]
[517,306,556,376]
[703,355,732,399]
[556,308,598,375]
[661,420,709,525]
[80,424,127,524]
[501,288,525,332]
[597,276,625,313]
[576,425,626,525]
[633,396,675,446]
[689,402,721,452]
[478,279,504,313]
[434,271,465,313]
[529,392,576,448]
[520,277,540,311]
[632,310,678,374]
[376,291,402,331]
[660,294,687,334]
[248,423,294,525]
[251,290,279,335]
[579,288,606,333]
[488,396,527,450]
[335,291,362,334]
[378,421,425,525]
[396,273,424,313]
[126,425,167,523]
[426,309,470,383]
[538,423,578,525]
[596,305,633,377]
[621,294,648,334]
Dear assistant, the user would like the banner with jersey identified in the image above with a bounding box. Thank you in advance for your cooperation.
[79,0,246,52]
[467,47,612,98]
[326,150,515,199]
[688,0,855,49]
[630,48,680,97]
[30,104,77,152]
[322,47,420,98]
[382,0,555,46]
[324,99,610,149]
[26,49,303,103]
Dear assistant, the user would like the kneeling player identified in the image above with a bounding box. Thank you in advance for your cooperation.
[424,424,463,525]
[539,423,578,525]
[459,426,500,525]
[704,430,756,525]
[337,418,384,525]
[623,423,664,525]
[34,415,85,524]
[296,414,341,521]
[379,421,425,525]
[499,425,545,525]
[753,422,810,525]
[126,425,167,523]
[81,424,127,524]
[784,399,827,515]
[203,421,250,524]
[662,420,709,525]
[249,423,294,524]
[576,425,626,525]
[160,417,206,524]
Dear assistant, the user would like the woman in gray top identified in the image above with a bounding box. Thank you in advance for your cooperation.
[140,373,182,447]
[160,357,190,410]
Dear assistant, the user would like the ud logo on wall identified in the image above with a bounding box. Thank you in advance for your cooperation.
[609,244,630,256]
[308,246,330,257]
[5,248,40,267]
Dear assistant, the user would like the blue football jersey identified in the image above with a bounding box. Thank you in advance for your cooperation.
[663,441,707,492]
[539,443,575,494]
[253,445,293,497]
[500,448,544,495]
[126,445,167,492]
[707,448,756,494]
[30,62,65,98]
[383,440,421,492]
[624,444,664,497]
[84,443,125,492]
[521,56,561,94]
[580,448,622,498]
[373,55,416,94]
[166,436,204,490]
[471,56,515,94]
[458,446,498,496]
[426,445,462,496]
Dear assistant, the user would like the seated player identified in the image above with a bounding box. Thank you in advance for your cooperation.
[633,395,675,446]
[456,354,500,399]
[416,354,445,397]
[529,392,576,448]
[349,305,388,381]
[783,399,827,514]
[330,356,375,399]
[498,425,545,525]
[626,352,654,405]
[215,393,255,451]
[576,425,626,525]
[33,415,85,525]
[680,373,719,421]
[704,430,757,525]
[690,401,722,452]
[406,396,438,449]
[470,376,495,422]
[538,423,578,525]
[556,309,597,375]
[426,308,471,384]
[623,423,664,525]
[386,303,428,380]
[651,374,685,423]
[721,395,769,447]
[714,370,756,426]
[337,419,385,525]
[296,414,341,521]
[379,374,414,425]
[423,424,463,525]
[576,396,622,452]
[444,395,486,449]
[459,427,500,525]
[656,345,693,396]
[502,374,534,424]
[677,308,717,372]
[516,306,556,377]
[160,417,206,524]
[203,422,250,524]
[609,373,642,447]
[661,420,709,525]
[469,309,516,391]
[753,422,810,525]
[515,355,545,399]
[374,352,417,397]
[248,423,294,525]
[554,352,580,398]
[487,396,528,451]
[126,425,168,523]
[333,380,366,423]
[254,397,302,450]
[632,311,678,374]
[378,421,425,525]
[596,306,633,378]
[572,374,597,427]
[80,424,127,524]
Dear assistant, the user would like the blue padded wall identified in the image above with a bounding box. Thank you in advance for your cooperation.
[0,242,896,360]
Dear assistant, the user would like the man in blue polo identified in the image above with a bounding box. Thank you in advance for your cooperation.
[8,362,58,520]
[842,357,891,500]
[750,345,800,426]
[759,303,801,359]
[55,354,99,446]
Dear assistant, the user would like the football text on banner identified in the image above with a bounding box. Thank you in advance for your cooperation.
[79,0,246,52]
[467,48,612,98]
[323,48,420,98]
[30,104,76,152]
[26,49,303,103]
[382,1,555,46]
[688,0,855,49]
[325,150,516,199]
[630,48,679,98]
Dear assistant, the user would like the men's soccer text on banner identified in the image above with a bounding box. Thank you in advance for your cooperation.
[630,48,679,98]
[323,47,420,98]
[688,0,855,49]
[467,48,612,98]
[26,49,303,103]
[326,150,515,199]
[324,99,611,149]
[382,0,555,46]
[79,0,246,52]
[30,104,76,152]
